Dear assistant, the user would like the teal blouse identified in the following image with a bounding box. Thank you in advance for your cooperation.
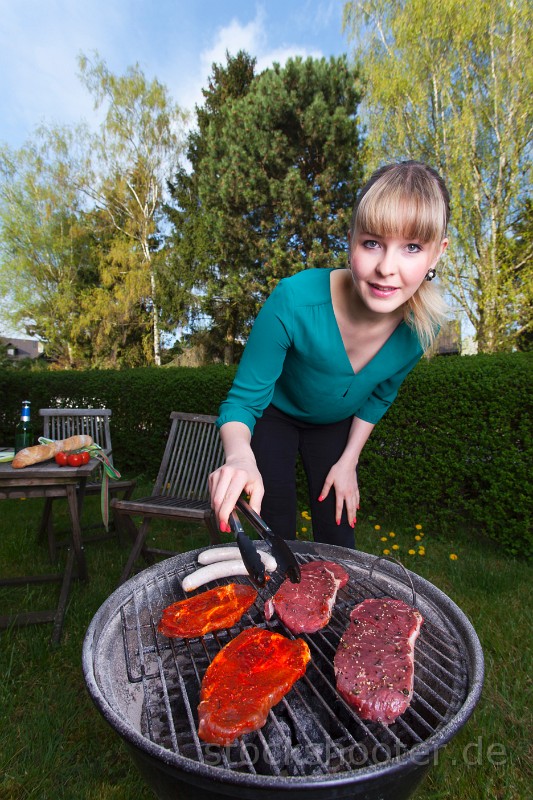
[217,268,423,434]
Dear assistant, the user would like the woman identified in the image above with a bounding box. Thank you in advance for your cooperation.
[209,160,449,548]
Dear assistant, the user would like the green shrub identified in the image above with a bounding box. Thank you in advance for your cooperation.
[0,353,531,556]
[358,353,532,558]
[0,365,236,477]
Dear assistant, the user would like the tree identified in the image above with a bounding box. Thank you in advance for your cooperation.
[0,56,189,368]
[166,51,258,364]
[0,132,100,367]
[169,53,363,362]
[343,0,533,352]
[77,52,189,365]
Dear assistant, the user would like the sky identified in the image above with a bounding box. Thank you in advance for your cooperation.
[0,0,351,151]
[0,0,352,338]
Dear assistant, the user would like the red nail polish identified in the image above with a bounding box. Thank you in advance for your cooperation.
[318,495,324,502]
[336,519,340,526]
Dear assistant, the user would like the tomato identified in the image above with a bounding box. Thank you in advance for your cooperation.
[55,451,69,466]
[67,453,83,467]
[80,451,90,464]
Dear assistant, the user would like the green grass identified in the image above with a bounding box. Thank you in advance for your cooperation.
[0,488,531,800]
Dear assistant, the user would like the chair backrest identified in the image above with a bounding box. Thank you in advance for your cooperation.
[39,408,113,460]
[154,412,224,501]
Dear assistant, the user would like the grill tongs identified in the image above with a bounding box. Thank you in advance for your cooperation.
[230,497,301,587]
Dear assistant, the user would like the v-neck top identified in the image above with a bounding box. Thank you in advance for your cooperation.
[217,268,424,434]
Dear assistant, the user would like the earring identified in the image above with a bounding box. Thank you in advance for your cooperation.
[425,268,436,281]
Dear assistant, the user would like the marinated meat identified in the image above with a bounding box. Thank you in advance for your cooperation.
[264,560,349,634]
[334,598,423,724]
[158,583,257,639]
[198,627,311,746]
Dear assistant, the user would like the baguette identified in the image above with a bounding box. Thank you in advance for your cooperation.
[12,435,94,469]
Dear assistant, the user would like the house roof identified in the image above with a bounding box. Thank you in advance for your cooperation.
[0,336,42,360]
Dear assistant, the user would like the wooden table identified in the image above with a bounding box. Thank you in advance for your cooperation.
[0,458,100,644]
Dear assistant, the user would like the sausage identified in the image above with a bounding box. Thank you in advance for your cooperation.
[182,560,253,592]
[198,546,277,572]
[12,435,94,469]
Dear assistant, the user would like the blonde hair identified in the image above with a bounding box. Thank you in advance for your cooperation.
[350,161,450,351]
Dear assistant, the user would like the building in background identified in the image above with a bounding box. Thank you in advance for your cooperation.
[0,336,44,363]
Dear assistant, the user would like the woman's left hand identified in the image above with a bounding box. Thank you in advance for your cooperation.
[319,460,359,528]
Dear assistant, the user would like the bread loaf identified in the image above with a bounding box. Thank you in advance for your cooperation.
[12,435,94,469]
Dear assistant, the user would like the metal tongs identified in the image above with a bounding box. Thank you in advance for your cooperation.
[229,497,301,587]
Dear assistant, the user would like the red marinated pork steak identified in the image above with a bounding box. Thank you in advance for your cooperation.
[198,627,311,746]
[158,583,257,639]
[334,597,423,725]
[265,560,349,634]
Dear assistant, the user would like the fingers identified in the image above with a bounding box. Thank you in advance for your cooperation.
[209,464,264,534]
[245,482,264,518]
[209,468,243,533]
[319,473,359,528]
[317,478,332,504]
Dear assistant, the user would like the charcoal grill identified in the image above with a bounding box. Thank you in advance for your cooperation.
[83,542,484,800]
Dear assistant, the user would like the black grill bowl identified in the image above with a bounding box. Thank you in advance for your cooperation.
[82,542,484,800]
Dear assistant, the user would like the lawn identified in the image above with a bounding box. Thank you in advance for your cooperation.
[0,487,531,800]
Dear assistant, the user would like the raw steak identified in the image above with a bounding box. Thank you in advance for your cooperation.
[334,598,423,724]
[264,560,349,634]
[197,627,310,745]
[158,583,257,639]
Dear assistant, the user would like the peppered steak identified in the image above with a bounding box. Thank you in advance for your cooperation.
[264,560,349,634]
[334,598,423,724]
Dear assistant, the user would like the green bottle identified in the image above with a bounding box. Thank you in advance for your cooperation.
[15,400,34,453]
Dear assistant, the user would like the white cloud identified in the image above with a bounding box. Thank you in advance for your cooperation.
[200,13,267,74]
[0,1,341,149]
[176,7,324,118]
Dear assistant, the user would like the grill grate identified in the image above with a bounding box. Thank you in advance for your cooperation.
[116,551,469,779]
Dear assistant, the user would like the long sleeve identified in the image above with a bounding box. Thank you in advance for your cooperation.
[217,268,424,434]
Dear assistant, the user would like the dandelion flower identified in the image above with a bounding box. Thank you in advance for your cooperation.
[450,553,458,561]
[418,550,425,556]
[301,511,311,520]
[392,544,399,551]
[408,549,416,555]
[383,549,390,555]
[415,524,423,530]
[389,532,396,537]
[301,527,307,533]
[374,525,381,531]
[380,536,388,542]
[414,535,421,541]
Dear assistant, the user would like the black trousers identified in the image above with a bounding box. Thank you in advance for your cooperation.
[251,404,356,549]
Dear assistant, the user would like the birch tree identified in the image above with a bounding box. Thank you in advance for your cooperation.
[0,133,99,366]
[343,0,533,351]
[77,53,188,364]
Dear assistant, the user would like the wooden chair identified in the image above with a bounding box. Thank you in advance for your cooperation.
[113,412,223,585]
[38,408,136,559]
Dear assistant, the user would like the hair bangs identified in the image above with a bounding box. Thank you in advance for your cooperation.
[353,167,448,244]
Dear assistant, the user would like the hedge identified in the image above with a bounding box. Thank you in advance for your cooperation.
[0,353,531,557]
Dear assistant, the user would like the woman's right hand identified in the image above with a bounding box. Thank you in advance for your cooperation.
[209,457,264,533]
